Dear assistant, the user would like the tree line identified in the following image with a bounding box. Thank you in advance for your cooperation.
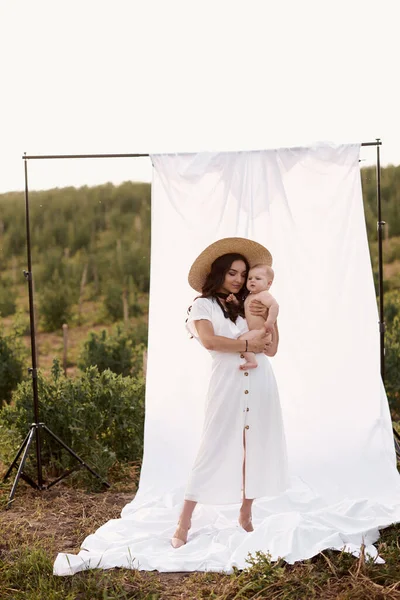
[0,165,399,263]
[0,182,151,328]
[361,164,400,240]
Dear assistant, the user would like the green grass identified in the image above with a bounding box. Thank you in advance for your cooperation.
[2,532,400,599]
[1,482,400,600]
[0,545,163,599]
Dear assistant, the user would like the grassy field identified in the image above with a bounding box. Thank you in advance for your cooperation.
[1,477,400,600]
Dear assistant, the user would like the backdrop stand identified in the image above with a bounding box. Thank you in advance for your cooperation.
[373,139,400,456]
[3,158,110,509]
[4,141,398,509]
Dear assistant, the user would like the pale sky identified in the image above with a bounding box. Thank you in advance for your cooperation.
[0,0,399,193]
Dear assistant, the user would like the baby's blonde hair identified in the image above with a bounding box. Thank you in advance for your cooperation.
[250,264,274,281]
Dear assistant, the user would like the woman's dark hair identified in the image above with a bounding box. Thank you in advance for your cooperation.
[201,253,249,323]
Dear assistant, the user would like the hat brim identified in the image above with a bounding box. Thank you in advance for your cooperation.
[188,237,273,293]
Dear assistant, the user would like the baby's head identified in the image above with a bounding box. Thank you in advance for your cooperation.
[247,264,274,294]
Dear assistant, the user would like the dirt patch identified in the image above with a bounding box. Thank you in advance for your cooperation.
[1,484,136,556]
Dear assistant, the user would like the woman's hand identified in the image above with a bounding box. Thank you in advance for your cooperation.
[264,321,279,356]
[248,299,268,320]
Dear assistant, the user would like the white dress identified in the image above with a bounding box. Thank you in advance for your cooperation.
[185,297,289,505]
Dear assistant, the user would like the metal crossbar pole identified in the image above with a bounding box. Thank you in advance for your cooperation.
[23,153,150,159]
[22,141,381,161]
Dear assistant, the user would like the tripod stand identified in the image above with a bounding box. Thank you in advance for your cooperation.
[3,160,110,509]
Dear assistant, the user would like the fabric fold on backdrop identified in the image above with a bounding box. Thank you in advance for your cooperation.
[54,143,400,576]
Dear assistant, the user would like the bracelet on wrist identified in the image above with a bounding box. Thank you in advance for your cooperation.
[245,340,248,352]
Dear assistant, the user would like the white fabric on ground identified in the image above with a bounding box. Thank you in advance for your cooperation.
[54,143,400,576]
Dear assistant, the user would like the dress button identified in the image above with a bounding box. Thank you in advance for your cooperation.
[244,390,249,394]
[246,407,249,412]
[244,372,248,376]
[245,425,250,429]
[240,354,245,359]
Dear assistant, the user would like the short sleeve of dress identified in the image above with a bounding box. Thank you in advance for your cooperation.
[186,297,213,338]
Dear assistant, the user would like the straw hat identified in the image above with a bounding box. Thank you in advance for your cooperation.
[188,237,273,292]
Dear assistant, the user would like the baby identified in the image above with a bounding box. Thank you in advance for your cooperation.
[228,264,279,370]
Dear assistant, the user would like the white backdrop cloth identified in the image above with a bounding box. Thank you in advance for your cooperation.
[54,144,400,575]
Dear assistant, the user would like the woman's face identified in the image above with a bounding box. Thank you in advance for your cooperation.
[219,259,247,294]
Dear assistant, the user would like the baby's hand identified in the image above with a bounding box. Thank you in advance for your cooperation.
[226,293,239,305]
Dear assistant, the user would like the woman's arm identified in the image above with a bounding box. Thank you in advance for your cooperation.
[196,320,268,353]
[264,320,279,356]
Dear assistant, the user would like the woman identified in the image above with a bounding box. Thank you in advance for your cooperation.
[172,237,289,548]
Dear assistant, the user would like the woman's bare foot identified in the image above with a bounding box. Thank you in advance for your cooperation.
[239,511,254,532]
[171,519,191,548]
[239,361,257,370]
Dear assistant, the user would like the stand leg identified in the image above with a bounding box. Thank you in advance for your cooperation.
[394,437,400,460]
[41,424,110,488]
[6,427,36,509]
[3,427,33,482]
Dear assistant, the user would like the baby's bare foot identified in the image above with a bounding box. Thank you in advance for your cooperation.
[239,361,257,370]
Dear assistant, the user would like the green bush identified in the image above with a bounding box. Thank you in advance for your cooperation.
[0,323,25,407]
[119,250,150,294]
[385,289,400,329]
[386,314,400,420]
[103,282,143,322]
[129,320,148,346]
[373,269,391,295]
[34,248,83,294]
[103,284,124,321]
[387,274,400,292]
[0,360,145,485]
[384,237,400,264]
[34,249,66,286]
[0,278,16,317]
[38,270,74,332]
[78,326,145,377]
